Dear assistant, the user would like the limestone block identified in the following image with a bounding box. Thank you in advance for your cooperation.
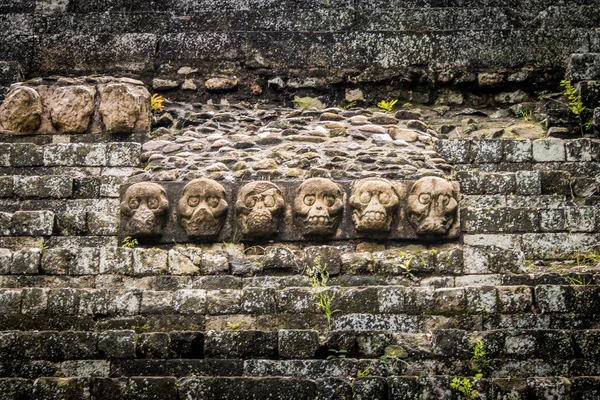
[98,82,150,133]
[48,85,95,133]
[0,86,42,134]
[278,330,319,359]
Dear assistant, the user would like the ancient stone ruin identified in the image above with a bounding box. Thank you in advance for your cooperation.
[0,1,600,399]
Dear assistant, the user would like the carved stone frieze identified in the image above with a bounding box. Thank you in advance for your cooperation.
[177,178,229,239]
[293,178,345,237]
[120,182,169,237]
[350,178,399,232]
[236,181,285,238]
[406,176,458,236]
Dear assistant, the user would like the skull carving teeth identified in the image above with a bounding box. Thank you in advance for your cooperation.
[178,178,229,239]
[121,182,169,237]
[407,176,458,236]
[350,178,399,232]
[293,178,344,236]
[236,181,285,238]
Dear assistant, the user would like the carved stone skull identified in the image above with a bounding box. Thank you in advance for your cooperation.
[350,178,399,232]
[178,178,229,238]
[407,177,458,236]
[293,178,344,236]
[236,181,285,238]
[120,182,169,237]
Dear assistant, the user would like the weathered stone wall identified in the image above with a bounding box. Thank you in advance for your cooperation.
[0,1,599,103]
[0,81,599,398]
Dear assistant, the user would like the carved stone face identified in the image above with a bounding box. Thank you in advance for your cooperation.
[407,177,458,236]
[350,178,399,232]
[121,183,169,237]
[236,181,285,238]
[293,178,344,236]
[178,178,228,238]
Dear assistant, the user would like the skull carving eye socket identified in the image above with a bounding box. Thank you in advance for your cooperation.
[439,194,450,206]
[147,196,159,209]
[304,194,316,206]
[379,192,390,205]
[129,197,140,209]
[323,194,335,207]
[188,196,199,207]
[419,193,431,205]
[207,196,219,208]
[263,195,275,208]
[245,197,256,208]
[359,191,371,204]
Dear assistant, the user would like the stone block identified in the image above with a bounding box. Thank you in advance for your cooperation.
[43,143,107,166]
[42,248,73,274]
[532,139,565,162]
[353,377,387,400]
[70,248,99,275]
[356,332,393,358]
[574,330,600,359]
[277,287,320,314]
[78,289,107,316]
[241,287,277,313]
[133,248,168,275]
[0,212,11,235]
[464,286,498,313]
[97,330,136,359]
[168,247,202,275]
[463,208,507,233]
[565,207,596,232]
[567,53,600,80]
[55,211,88,235]
[11,249,41,274]
[204,331,278,358]
[0,248,11,274]
[378,287,405,313]
[173,289,207,314]
[503,140,532,162]
[9,143,43,166]
[202,251,229,275]
[263,246,304,272]
[31,378,90,400]
[431,329,469,358]
[403,287,434,314]
[456,170,483,195]
[305,245,342,276]
[539,209,565,232]
[106,142,141,167]
[13,176,73,199]
[99,247,133,274]
[505,331,536,356]
[435,139,470,164]
[10,211,54,236]
[137,333,170,359]
[206,289,241,315]
[47,288,80,315]
[140,291,174,314]
[515,171,541,195]
[522,232,599,259]
[106,290,140,316]
[483,172,516,195]
[498,286,532,313]
[535,285,568,313]
[566,138,593,161]
[470,140,503,163]
[0,289,21,315]
[278,330,319,359]
[540,171,571,195]
[0,176,13,198]
[60,360,110,378]
[433,288,465,313]
[87,211,118,235]
[537,330,573,359]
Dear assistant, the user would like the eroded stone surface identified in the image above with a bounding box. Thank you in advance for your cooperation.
[350,178,399,233]
[0,86,43,134]
[406,177,458,236]
[120,182,169,238]
[235,181,285,239]
[178,179,228,239]
[98,83,150,133]
[293,178,344,237]
[49,85,95,133]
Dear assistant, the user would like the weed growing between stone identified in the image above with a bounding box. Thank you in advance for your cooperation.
[306,256,337,331]
[450,377,479,400]
[377,99,398,113]
[559,80,593,136]
[471,339,492,377]
[121,236,139,248]
[150,94,164,114]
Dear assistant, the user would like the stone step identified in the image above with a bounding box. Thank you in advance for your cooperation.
[0,375,599,399]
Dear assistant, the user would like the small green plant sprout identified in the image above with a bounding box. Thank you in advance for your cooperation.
[399,255,416,281]
[343,100,357,110]
[576,250,600,267]
[377,99,398,113]
[471,339,492,377]
[326,348,348,360]
[450,377,479,400]
[356,367,372,377]
[122,236,139,249]
[517,109,533,121]
[306,256,337,331]
[559,80,592,136]
[226,321,244,331]
[34,240,48,251]
[150,94,165,114]
[292,97,316,110]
